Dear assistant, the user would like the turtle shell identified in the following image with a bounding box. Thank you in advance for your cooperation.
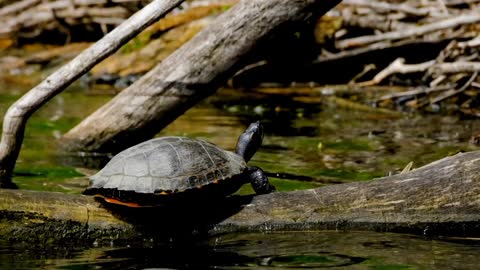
[83,137,247,207]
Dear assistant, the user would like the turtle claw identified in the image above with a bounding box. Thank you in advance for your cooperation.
[247,166,275,194]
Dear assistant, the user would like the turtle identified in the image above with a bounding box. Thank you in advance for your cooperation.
[83,122,275,207]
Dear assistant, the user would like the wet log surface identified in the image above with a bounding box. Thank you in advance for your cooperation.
[1,151,480,246]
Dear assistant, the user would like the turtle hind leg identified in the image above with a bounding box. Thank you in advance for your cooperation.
[247,166,275,194]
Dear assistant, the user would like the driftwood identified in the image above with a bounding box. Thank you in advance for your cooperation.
[324,0,480,111]
[0,0,149,39]
[60,0,341,153]
[0,0,185,186]
[1,150,480,246]
[201,0,479,107]
[336,13,480,50]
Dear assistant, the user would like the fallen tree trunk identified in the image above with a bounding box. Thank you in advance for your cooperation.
[60,0,341,154]
[1,151,480,246]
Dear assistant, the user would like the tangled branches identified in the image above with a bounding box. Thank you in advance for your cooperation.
[0,0,150,41]
[322,0,480,112]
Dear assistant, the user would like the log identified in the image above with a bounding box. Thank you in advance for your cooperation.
[1,151,480,246]
[60,0,341,154]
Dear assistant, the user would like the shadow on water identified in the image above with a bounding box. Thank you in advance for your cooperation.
[88,245,367,269]
[97,194,254,242]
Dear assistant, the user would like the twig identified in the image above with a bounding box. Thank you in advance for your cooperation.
[445,0,480,6]
[337,13,480,49]
[428,71,478,104]
[429,74,447,87]
[349,63,376,83]
[356,58,436,86]
[436,0,450,15]
[458,37,480,48]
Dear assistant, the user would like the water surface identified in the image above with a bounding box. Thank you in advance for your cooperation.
[2,231,480,269]
[1,72,480,269]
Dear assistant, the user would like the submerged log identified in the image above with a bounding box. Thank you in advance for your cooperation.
[61,0,341,154]
[1,151,480,246]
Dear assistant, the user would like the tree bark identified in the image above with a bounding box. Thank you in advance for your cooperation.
[0,0,185,186]
[60,0,341,154]
[1,151,480,246]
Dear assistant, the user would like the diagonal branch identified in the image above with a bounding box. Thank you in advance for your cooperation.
[0,0,185,186]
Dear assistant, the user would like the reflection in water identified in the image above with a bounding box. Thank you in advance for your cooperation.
[260,253,366,268]
[2,232,480,269]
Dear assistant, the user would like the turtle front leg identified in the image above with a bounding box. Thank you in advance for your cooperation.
[246,166,275,194]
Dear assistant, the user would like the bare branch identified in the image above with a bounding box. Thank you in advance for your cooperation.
[357,58,436,86]
[0,0,40,16]
[428,71,478,104]
[0,0,185,185]
[431,62,480,74]
[337,13,480,49]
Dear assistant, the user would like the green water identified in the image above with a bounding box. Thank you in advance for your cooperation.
[3,84,479,193]
[1,77,480,268]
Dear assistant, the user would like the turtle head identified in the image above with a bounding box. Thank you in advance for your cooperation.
[236,121,264,162]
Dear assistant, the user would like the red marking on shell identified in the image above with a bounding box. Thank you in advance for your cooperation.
[94,195,142,207]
